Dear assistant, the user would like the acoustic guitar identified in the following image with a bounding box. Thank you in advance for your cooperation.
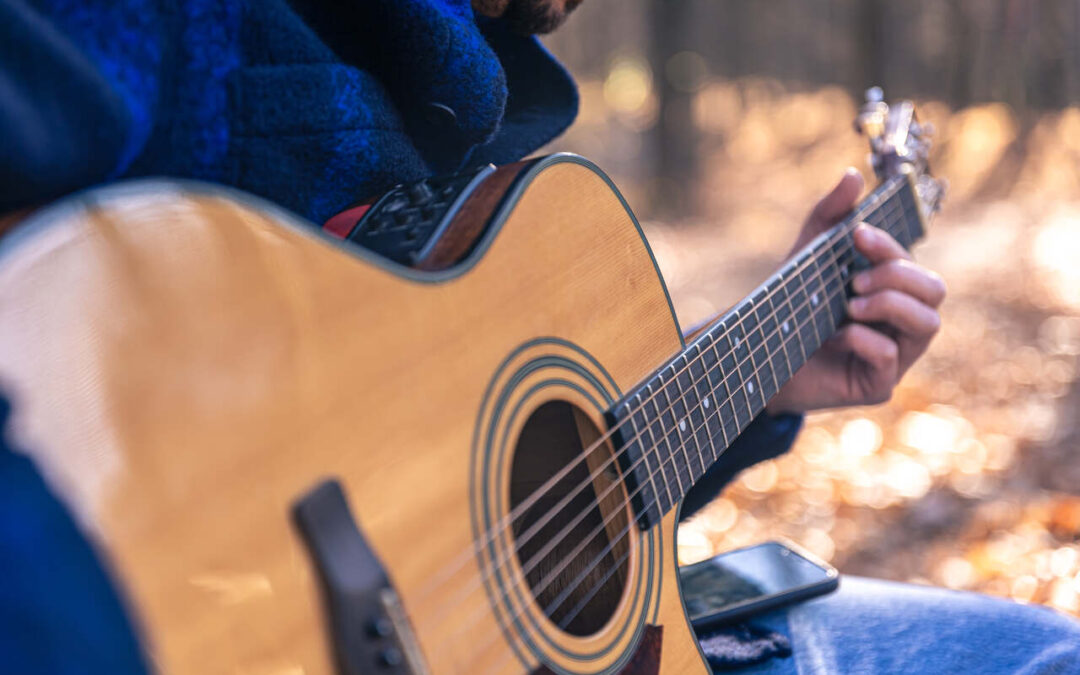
[0,90,942,674]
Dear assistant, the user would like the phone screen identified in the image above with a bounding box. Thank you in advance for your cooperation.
[680,541,837,626]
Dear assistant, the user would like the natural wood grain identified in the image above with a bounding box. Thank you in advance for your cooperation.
[0,158,708,674]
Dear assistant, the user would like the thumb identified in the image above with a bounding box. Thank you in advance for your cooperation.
[807,168,864,233]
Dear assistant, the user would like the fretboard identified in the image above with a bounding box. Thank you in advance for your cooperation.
[610,174,925,529]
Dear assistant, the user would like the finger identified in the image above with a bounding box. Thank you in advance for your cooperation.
[851,260,947,308]
[829,323,899,381]
[807,168,864,231]
[854,223,913,263]
[849,289,941,337]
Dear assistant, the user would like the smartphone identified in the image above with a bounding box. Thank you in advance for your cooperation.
[679,540,839,630]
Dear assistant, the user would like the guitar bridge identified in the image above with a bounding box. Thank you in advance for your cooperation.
[293,479,428,675]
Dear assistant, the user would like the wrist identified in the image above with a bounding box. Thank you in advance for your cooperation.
[765,396,800,417]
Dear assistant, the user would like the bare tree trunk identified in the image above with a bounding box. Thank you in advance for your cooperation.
[853,0,886,94]
[648,0,697,219]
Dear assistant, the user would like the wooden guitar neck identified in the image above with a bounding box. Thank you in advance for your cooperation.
[609,174,927,530]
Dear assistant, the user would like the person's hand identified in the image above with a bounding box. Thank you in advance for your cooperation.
[766,169,946,415]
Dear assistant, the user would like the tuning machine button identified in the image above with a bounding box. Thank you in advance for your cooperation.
[378,648,404,668]
[366,616,393,638]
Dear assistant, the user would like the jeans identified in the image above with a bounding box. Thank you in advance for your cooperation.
[730,576,1080,674]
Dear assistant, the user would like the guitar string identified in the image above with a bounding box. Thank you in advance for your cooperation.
[443,193,916,673]
[410,182,911,652]
[414,186,911,661]
[424,211,890,661]
[468,198,915,674]
[409,178,910,617]
[412,211,858,625]
[475,194,919,675]
[418,239,854,638]
[410,179,911,622]
[462,233,870,674]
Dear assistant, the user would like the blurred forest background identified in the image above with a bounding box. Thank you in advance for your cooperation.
[543,1,1080,615]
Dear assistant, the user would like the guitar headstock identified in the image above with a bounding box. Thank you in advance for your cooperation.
[855,86,946,223]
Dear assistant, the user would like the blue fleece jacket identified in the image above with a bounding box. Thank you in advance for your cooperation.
[0,1,801,671]
[0,0,581,222]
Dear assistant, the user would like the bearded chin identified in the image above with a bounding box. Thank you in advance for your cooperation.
[501,0,584,35]
[473,0,511,16]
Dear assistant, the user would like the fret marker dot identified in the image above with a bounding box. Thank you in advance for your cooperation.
[703,396,711,409]
[811,293,820,306]
[747,381,755,394]
[734,335,741,348]
[679,419,687,432]
[782,321,790,334]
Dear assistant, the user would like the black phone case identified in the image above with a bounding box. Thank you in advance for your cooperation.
[685,541,840,632]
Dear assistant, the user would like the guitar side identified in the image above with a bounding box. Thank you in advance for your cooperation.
[0,156,710,674]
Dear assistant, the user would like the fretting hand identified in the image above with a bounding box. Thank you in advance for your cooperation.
[766,169,946,415]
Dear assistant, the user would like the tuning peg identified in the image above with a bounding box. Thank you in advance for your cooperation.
[856,87,888,139]
[910,119,936,140]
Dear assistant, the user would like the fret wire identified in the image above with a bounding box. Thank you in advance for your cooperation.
[698,341,723,464]
[655,376,690,484]
[708,334,734,447]
[789,267,821,352]
[670,358,699,479]
[736,321,761,416]
[743,325,768,412]
[763,282,793,384]
[725,310,755,430]
[712,324,738,444]
[804,254,831,345]
[901,181,922,244]
[882,182,912,246]
[893,187,914,246]
[636,392,678,503]
[776,276,807,370]
[871,182,910,248]
[624,410,666,517]
[714,329,747,436]
[688,347,718,467]
[686,349,711,475]
[636,397,674,510]
[751,292,780,400]
[660,362,695,479]
[674,354,707,478]
[807,254,837,339]
[648,383,690,493]
[755,322,780,402]
[741,296,765,410]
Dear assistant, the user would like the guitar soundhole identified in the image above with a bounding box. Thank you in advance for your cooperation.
[510,400,630,637]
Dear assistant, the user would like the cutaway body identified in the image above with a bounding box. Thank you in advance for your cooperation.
[0,156,710,673]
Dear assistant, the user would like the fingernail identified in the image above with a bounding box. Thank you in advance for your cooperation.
[845,167,860,178]
[852,273,869,293]
[849,297,866,314]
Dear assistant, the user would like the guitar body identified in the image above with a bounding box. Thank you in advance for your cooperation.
[0,156,710,674]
